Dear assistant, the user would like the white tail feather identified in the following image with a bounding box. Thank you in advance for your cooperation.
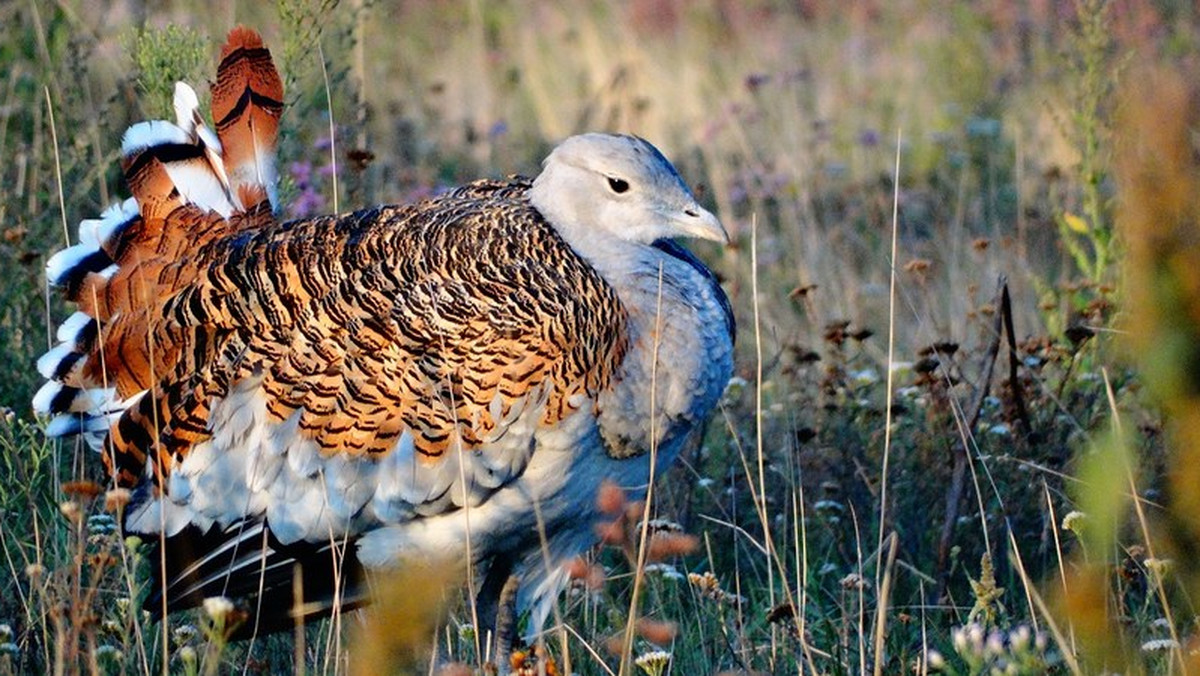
[56,312,93,343]
[164,163,237,217]
[36,344,76,380]
[32,381,62,414]
[173,82,201,133]
[45,244,93,285]
[121,120,192,156]
[96,199,140,244]
[174,82,234,210]
[38,73,260,452]
[227,139,279,211]
[173,83,224,158]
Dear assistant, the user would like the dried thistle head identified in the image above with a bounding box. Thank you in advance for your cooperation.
[839,573,870,590]
[687,571,744,605]
[435,663,473,676]
[597,480,627,515]
[635,618,678,646]
[62,481,103,501]
[904,258,932,274]
[646,532,699,561]
[595,520,627,546]
[966,552,1005,626]
[104,488,132,513]
[565,556,606,590]
[58,500,82,525]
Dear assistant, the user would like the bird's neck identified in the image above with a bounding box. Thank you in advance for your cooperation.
[559,229,649,281]
[530,191,732,463]
[582,239,733,465]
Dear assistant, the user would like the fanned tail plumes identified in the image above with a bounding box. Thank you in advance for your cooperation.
[34,27,283,483]
[212,26,284,210]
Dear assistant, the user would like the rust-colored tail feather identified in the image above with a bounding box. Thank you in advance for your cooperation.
[212,26,284,210]
[36,27,283,483]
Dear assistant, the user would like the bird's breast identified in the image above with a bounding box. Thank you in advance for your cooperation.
[596,249,734,461]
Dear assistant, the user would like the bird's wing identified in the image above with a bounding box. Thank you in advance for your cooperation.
[41,173,629,511]
[121,184,627,489]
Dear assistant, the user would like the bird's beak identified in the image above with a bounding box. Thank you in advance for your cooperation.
[673,204,729,244]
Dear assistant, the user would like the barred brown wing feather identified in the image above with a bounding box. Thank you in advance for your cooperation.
[105,181,628,491]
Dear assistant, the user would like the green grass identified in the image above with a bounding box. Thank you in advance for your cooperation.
[0,1,1196,674]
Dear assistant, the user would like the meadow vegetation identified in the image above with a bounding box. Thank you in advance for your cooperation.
[0,1,1198,674]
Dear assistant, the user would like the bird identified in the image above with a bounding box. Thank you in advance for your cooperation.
[34,26,734,658]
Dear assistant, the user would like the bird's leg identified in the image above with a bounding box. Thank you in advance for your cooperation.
[492,574,521,671]
[475,555,519,666]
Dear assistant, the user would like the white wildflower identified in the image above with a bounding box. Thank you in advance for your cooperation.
[457,623,475,642]
[1061,510,1087,535]
[172,624,198,645]
[926,649,945,670]
[985,630,1005,658]
[1142,638,1180,652]
[635,650,671,676]
[952,626,968,654]
[851,369,879,385]
[952,623,987,659]
[202,596,233,622]
[813,500,844,513]
[95,645,123,661]
[644,563,685,581]
[839,573,869,590]
[725,376,749,391]
[1144,558,1173,578]
[641,518,683,533]
[1009,625,1031,651]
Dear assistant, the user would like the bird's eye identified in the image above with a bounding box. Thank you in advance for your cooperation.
[607,176,630,194]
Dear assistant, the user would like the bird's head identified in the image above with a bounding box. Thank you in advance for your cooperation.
[529,133,728,247]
